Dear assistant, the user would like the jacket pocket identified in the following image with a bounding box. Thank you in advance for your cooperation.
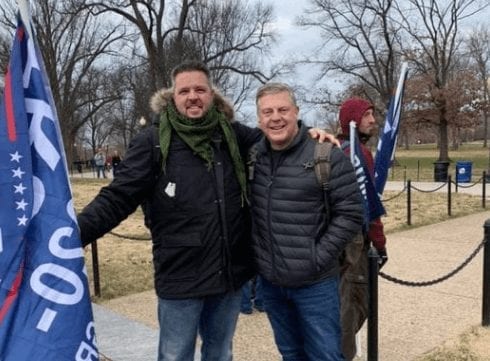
[155,232,202,281]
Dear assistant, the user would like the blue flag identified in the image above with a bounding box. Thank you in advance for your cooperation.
[374,63,409,194]
[0,17,98,360]
[344,126,385,226]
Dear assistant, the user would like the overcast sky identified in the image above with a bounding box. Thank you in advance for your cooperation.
[259,0,490,124]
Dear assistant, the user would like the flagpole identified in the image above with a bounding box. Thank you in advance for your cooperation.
[349,121,356,164]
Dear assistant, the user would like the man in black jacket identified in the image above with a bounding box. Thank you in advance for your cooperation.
[250,83,364,360]
[78,61,260,361]
[78,62,334,361]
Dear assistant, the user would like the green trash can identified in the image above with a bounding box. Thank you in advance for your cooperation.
[456,161,472,183]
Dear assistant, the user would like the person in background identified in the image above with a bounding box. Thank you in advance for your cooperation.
[337,97,388,360]
[111,150,122,177]
[93,147,106,179]
[249,82,364,360]
[77,61,334,361]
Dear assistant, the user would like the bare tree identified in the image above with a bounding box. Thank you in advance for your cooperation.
[0,0,130,165]
[0,32,8,77]
[395,0,488,161]
[80,0,276,101]
[298,0,403,110]
[404,67,481,149]
[103,64,150,150]
[467,25,490,147]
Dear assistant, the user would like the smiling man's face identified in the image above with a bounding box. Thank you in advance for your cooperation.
[257,91,299,150]
[173,71,214,119]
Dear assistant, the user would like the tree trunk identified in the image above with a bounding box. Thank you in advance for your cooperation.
[483,112,488,148]
[485,110,489,148]
[438,114,449,162]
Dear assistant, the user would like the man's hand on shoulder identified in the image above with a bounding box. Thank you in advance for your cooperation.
[308,128,340,147]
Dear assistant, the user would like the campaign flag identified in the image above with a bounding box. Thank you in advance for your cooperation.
[0,16,98,361]
[347,122,385,226]
[374,62,409,194]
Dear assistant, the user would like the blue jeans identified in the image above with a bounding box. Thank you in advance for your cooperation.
[241,276,263,312]
[261,276,344,361]
[96,165,106,178]
[157,290,241,361]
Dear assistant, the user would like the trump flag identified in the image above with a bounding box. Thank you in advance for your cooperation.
[374,62,409,195]
[0,16,98,361]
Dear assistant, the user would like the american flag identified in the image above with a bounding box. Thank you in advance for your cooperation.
[0,16,98,360]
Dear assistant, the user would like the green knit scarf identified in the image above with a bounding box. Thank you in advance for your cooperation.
[159,102,247,202]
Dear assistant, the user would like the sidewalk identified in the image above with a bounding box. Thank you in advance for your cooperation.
[91,206,490,360]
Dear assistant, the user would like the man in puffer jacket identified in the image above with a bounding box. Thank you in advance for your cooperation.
[249,82,364,360]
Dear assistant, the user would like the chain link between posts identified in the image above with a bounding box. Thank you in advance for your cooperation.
[379,239,486,287]
[453,176,484,189]
[410,182,448,193]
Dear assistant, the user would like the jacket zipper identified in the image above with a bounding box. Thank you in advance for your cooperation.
[267,152,278,282]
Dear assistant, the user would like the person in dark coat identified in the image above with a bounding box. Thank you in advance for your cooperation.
[78,61,261,361]
[337,97,388,360]
[110,150,122,176]
[78,61,335,361]
[249,82,364,360]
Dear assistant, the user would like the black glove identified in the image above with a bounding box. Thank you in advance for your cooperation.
[377,248,388,269]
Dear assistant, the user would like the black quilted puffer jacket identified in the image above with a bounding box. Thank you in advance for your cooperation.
[250,123,364,287]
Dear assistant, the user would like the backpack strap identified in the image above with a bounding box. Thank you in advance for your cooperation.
[314,142,334,191]
[314,142,334,222]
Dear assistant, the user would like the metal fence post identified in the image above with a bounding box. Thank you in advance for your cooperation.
[368,247,379,361]
[91,240,101,297]
[483,220,490,326]
[483,171,486,209]
[407,179,411,226]
[447,175,452,217]
[455,171,459,193]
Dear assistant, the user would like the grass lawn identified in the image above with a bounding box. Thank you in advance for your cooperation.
[382,142,490,182]
[71,146,490,360]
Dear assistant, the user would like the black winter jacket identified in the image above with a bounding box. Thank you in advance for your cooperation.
[250,124,364,287]
[78,90,260,299]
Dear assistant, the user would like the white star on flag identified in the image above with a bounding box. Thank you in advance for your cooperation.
[12,167,26,179]
[10,151,23,162]
[16,199,28,211]
[14,183,27,194]
[17,215,28,226]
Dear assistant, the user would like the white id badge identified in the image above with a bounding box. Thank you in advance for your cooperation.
[164,182,176,197]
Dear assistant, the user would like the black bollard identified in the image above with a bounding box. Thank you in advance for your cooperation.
[483,220,490,326]
[447,175,452,217]
[407,180,411,226]
[368,247,379,361]
[483,171,486,209]
[91,240,101,297]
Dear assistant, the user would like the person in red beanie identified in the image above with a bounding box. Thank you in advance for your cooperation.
[337,97,388,360]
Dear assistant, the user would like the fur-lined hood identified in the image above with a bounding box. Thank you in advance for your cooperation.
[150,87,235,121]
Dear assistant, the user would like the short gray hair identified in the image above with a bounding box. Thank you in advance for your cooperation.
[255,82,298,108]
